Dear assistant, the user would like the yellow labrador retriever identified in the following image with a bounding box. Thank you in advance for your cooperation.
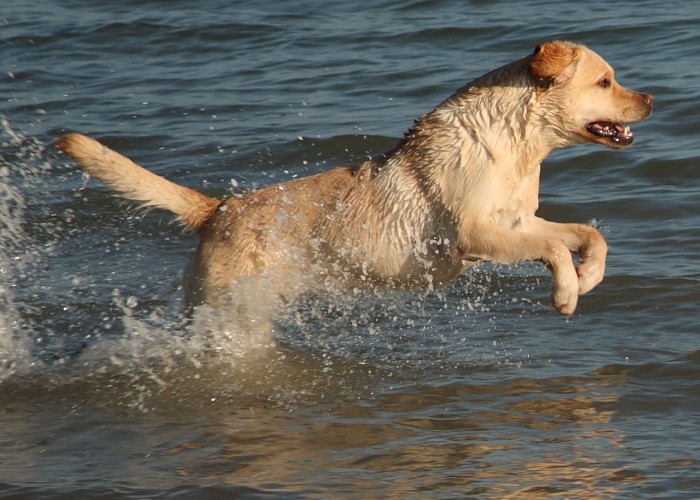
[59,40,652,320]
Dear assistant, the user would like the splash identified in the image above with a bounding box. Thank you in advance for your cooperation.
[0,119,331,405]
[0,117,49,381]
[0,120,542,409]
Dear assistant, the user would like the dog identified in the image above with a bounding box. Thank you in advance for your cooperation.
[58,40,652,326]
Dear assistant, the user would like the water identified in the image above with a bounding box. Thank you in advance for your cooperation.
[1,0,699,497]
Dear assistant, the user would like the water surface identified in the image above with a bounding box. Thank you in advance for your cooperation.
[1,0,699,497]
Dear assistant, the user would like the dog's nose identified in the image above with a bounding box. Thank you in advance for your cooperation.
[641,93,654,107]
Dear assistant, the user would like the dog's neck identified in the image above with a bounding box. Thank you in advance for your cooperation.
[374,67,566,224]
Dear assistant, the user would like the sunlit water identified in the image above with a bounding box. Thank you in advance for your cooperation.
[1,0,699,497]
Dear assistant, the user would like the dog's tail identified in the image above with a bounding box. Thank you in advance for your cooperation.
[58,134,220,231]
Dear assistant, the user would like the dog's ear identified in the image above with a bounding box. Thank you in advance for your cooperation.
[529,41,578,87]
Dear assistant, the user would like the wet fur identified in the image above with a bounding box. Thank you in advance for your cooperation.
[58,41,652,320]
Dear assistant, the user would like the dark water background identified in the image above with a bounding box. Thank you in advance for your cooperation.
[1,0,699,497]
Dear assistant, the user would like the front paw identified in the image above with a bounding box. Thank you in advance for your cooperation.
[577,258,605,294]
[576,234,607,294]
[552,271,579,316]
[544,239,580,315]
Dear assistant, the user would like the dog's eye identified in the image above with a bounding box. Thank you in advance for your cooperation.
[598,78,612,88]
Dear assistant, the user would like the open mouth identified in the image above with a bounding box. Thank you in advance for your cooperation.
[586,122,634,147]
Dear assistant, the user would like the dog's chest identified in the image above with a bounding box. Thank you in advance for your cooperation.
[490,161,541,228]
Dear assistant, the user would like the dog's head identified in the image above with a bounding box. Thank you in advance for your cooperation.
[529,40,653,149]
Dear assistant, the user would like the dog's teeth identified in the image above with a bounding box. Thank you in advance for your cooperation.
[624,126,631,135]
